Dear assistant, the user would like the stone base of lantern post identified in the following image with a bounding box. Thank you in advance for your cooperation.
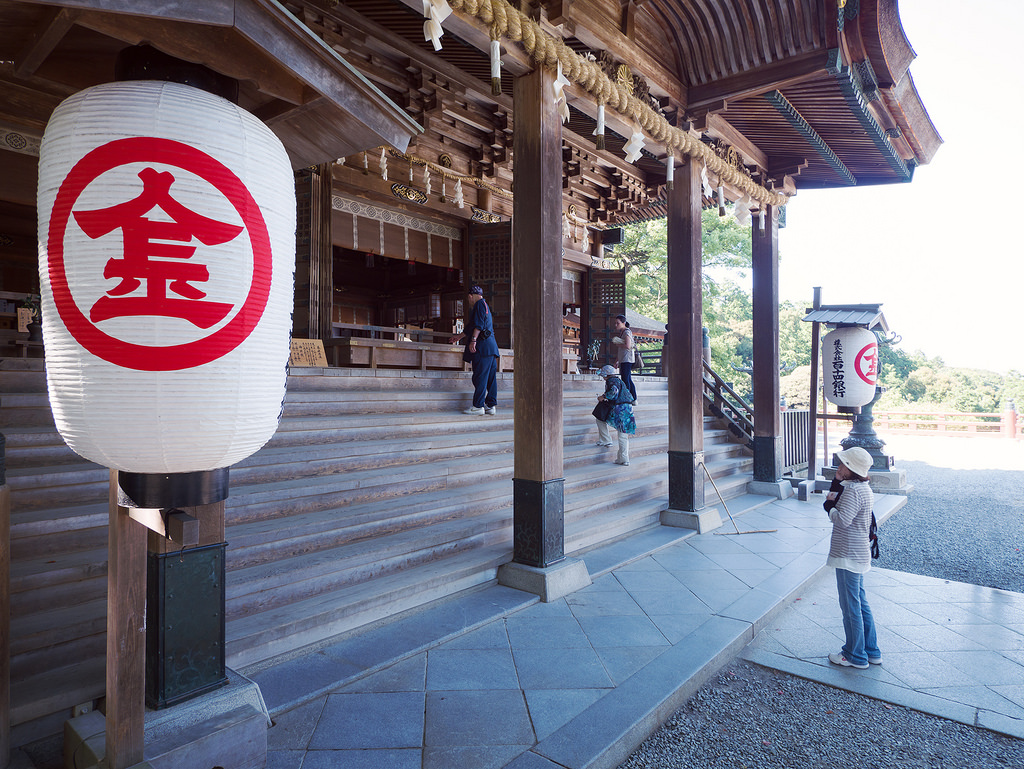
[63,669,269,769]
[820,465,913,496]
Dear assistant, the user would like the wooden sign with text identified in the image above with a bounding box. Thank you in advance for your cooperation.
[289,338,328,367]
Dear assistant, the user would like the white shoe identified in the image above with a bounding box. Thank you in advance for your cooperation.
[484,406,497,415]
[828,652,868,669]
[596,441,613,447]
[463,406,484,415]
[614,459,629,466]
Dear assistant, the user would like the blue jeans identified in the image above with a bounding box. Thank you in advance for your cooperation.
[835,568,880,666]
[471,354,498,408]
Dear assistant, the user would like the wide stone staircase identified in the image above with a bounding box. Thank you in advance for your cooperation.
[0,359,753,745]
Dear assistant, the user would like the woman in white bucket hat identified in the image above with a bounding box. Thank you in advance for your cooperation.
[593,365,635,466]
[824,446,881,669]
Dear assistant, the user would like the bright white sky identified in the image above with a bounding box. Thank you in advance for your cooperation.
[777,0,1024,374]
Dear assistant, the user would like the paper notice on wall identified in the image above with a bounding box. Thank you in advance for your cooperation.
[289,339,328,367]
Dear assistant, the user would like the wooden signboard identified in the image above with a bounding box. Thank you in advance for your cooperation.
[289,338,328,367]
[16,307,32,333]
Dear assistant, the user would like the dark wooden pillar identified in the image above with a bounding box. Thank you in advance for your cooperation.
[1,435,9,769]
[511,66,565,567]
[666,159,705,511]
[294,163,333,342]
[752,205,783,481]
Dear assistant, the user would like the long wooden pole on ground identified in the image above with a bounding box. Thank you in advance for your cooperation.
[106,471,146,769]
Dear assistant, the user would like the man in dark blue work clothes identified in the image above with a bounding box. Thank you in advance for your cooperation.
[451,285,499,415]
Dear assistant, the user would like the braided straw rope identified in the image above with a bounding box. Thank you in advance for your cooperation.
[448,0,788,208]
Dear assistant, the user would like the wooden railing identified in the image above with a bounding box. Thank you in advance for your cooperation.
[637,346,662,376]
[702,360,754,449]
[874,410,1019,439]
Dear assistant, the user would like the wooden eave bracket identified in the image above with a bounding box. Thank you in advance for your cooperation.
[61,0,422,161]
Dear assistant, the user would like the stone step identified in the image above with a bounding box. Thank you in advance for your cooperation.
[225,544,512,669]
[10,655,106,731]
[1,365,754,739]
[9,597,108,664]
[10,504,108,560]
[226,510,511,620]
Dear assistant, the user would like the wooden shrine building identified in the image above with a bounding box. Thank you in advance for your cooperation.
[0,0,939,761]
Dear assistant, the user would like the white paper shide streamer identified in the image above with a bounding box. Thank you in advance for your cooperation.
[734,192,752,226]
[37,80,296,474]
[423,0,452,51]
[552,62,571,124]
[623,124,645,163]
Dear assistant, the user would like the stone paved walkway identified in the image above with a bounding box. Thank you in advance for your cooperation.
[744,566,1024,738]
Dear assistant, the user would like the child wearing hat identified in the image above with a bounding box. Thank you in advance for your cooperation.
[824,446,881,669]
[594,365,635,466]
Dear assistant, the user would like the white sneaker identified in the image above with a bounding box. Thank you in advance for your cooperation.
[484,406,497,415]
[614,459,629,466]
[595,441,613,447]
[463,406,484,415]
[828,652,868,669]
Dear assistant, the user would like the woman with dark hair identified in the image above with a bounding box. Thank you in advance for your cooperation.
[824,446,881,670]
[610,314,637,402]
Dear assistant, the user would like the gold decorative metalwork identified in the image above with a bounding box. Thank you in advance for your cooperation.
[439,153,453,168]
[471,207,502,223]
[391,183,427,205]
[616,64,633,96]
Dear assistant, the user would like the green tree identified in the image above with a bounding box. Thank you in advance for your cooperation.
[617,208,752,327]
[778,300,813,369]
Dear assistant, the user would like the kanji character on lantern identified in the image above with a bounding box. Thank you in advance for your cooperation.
[74,167,240,328]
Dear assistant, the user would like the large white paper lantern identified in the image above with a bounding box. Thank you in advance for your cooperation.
[37,80,295,475]
[822,326,879,408]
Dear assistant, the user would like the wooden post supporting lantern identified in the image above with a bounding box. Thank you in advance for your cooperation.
[37,75,295,766]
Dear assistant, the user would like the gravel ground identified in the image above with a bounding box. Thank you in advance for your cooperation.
[876,436,1024,593]
[619,434,1024,769]
[619,662,1024,769]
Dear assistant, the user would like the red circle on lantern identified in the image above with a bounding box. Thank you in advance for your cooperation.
[855,343,878,385]
[47,136,272,371]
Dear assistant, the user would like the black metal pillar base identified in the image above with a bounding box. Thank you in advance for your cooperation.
[668,451,705,512]
[753,436,784,482]
[146,543,228,710]
[512,478,565,568]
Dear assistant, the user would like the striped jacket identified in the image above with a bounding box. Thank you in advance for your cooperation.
[826,480,874,573]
